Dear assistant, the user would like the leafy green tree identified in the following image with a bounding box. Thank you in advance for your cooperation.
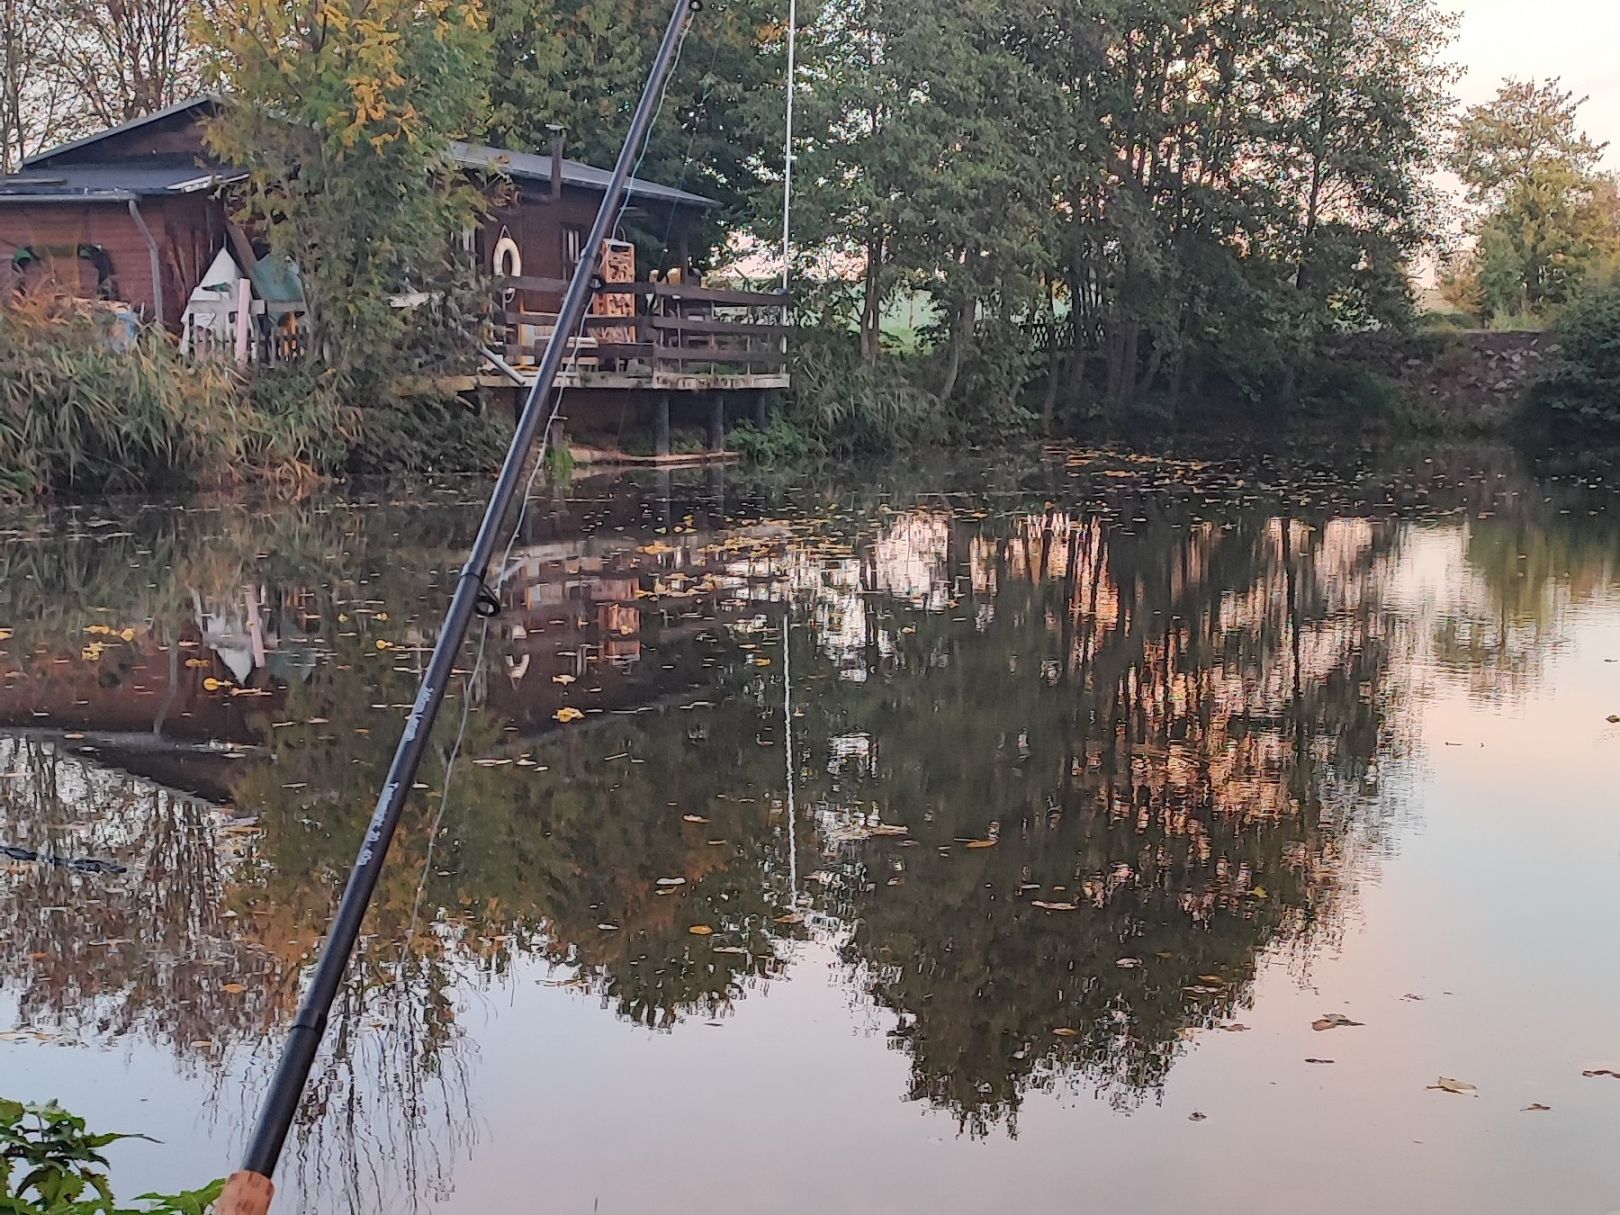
[1446,79,1618,321]
[483,0,789,265]
[197,0,492,390]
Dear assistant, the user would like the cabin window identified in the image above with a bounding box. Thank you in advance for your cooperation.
[562,225,586,278]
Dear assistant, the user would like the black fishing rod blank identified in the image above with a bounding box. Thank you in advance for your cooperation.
[219,2,700,1209]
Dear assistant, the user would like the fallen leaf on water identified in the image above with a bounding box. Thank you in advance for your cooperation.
[774,912,805,925]
[555,707,584,724]
[1582,1068,1620,1079]
[1608,715,1620,724]
[1031,900,1078,911]
[1197,974,1226,985]
[712,946,749,955]
[688,925,714,936]
[1523,1103,1552,1112]
[1052,1027,1079,1037]
[202,677,227,692]
[1304,1058,1335,1065]
[1401,993,1425,1002]
[1428,1077,1478,1096]
[1188,1111,1207,1122]
[553,674,576,685]
[682,815,709,824]
[964,839,997,849]
[1217,1024,1251,1033]
[1313,1012,1365,1031]
[221,983,247,995]
[596,923,620,931]
[656,877,686,887]
[1116,957,1143,968]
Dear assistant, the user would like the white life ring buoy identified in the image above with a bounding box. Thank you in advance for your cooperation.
[492,234,522,279]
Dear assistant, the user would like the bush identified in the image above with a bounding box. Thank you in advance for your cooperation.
[787,329,945,454]
[1531,283,1620,430]
[344,391,513,475]
[728,417,821,465]
[1,1097,221,1214]
[0,295,240,496]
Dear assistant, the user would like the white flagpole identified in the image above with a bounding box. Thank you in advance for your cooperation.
[780,0,797,294]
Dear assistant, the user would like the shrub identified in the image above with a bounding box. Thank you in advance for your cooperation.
[345,392,513,475]
[0,1097,221,1214]
[0,295,239,496]
[1532,283,1620,430]
[728,417,821,465]
[787,329,945,454]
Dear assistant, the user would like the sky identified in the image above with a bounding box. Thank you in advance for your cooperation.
[1450,0,1620,168]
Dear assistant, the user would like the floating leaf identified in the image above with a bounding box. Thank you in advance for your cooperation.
[1523,1103,1552,1111]
[1312,1012,1364,1031]
[1428,1077,1478,1095]
[202,677,227,692]
[1582,1068,1620,1079]
[656,877,686,887]
[964,839,997,849]
[688,925,714,936]
[682,815,709,824]
[555,707,584,724]
[1052,1027,1079,1037]
[1304,1058,1335,1065]
[1116,957,1143,968]
[1187,1111,1207,1122]
[221,983,247,995]
[553,674,576,685]
[1031,900,1078,911]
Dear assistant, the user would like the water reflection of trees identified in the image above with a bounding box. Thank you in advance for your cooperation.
[793,507,1405,1133]
[8,456,1619,1206]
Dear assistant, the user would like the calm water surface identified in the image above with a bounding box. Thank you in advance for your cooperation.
[1,446,1618,1214]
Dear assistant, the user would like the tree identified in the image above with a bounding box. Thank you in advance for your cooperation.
[55,0,205,127]
[482,0,787,266]
[1451,78,1607,207]
[198,0,492,388]
[1446,79,1617,321]
[0,0,74,172]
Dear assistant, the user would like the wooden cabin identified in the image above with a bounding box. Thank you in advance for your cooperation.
[0,98,788,454]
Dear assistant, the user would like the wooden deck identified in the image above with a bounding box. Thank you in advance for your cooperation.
[491,277,791,392]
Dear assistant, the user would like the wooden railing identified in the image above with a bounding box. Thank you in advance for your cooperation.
[181,297,305,366]
[496,277,790,379]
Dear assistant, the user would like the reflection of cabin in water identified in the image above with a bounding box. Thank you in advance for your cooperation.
[0,98,788,455]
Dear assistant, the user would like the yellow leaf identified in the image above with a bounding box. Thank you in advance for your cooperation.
[965,839,997,849]
[119,628,135,642]
[203,677,227,692]
[688,925,714,936]
[555,707,584,724]
[375,639,391,651]
[221,983,247,994]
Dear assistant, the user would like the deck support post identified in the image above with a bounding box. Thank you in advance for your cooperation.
[708,392,726,453]
[655,392,672,458]
[754,391,769,429]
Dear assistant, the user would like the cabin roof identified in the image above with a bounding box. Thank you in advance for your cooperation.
[0,159,243,203]
[21,97,214,168]
[20,97,718,210]
[448,141,717,209]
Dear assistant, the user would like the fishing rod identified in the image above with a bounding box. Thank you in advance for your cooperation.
[218,2,701,1209]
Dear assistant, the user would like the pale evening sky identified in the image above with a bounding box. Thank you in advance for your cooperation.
[1450,0,1620,167]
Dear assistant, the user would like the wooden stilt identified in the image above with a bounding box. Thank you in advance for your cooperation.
[709,392,726,452]
[655,392,671,458]
[753,391,769,429]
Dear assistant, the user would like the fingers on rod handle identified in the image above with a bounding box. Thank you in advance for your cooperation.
[219,1171,275,1215]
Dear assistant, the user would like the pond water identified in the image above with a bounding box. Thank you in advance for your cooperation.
[1,445,1618,1215]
